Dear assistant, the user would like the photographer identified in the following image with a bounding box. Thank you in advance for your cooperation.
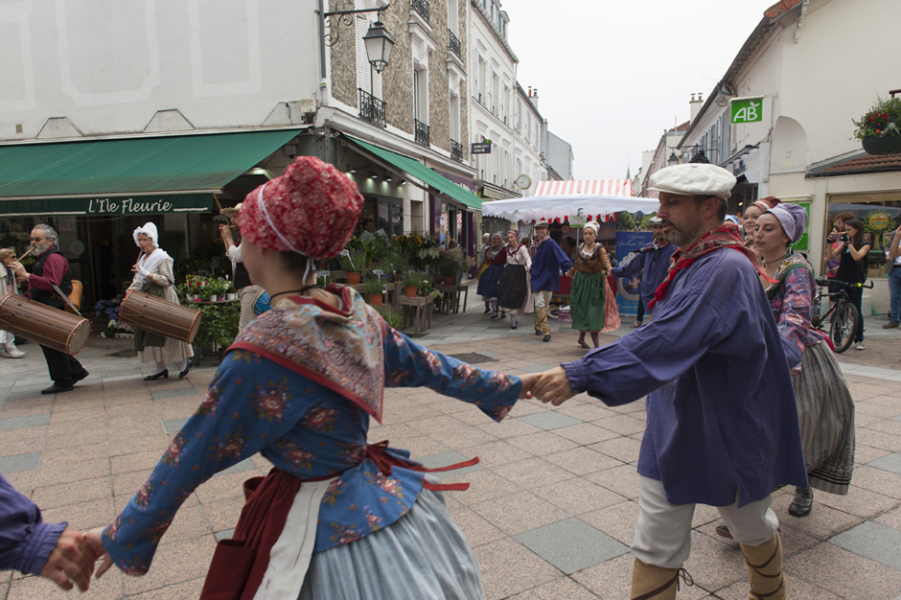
[885,224,901,329]
[826,217,871,350]
[826,212,855,303]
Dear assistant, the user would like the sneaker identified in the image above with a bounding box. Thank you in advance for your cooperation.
[4,347,25,359]
[883,321,899,329]
[855,342,865,351]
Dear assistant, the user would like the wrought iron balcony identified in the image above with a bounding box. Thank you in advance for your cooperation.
[415,119,430,147]
[411,0,429,23]
[448,28,461,57]
[450,139,463,162]
[358,89,387,128]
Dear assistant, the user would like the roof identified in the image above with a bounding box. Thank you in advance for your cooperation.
[808,152,901,178]
[535,179,633,197]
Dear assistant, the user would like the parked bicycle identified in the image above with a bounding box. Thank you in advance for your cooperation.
[812,278,874,353]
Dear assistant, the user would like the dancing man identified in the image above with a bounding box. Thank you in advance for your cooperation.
[530,221,572,342]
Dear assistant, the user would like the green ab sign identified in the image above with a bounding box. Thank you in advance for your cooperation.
[731,97,764,124]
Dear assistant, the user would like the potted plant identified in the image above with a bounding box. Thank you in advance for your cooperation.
[376,306,403,329]
[401,271,422,297]
[853,95,901,155]
[339,250,366,284]
[364,277,384,305]
[438,247,469,285]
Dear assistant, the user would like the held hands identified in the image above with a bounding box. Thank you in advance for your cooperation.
[85,527,116,580]
[519,367,575,406]
[39,526,107,591]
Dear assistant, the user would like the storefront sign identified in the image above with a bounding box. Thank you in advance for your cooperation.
[731,97,764,124]
[0,194,213,217]
[471,143,492,154]
[789,202,811,252]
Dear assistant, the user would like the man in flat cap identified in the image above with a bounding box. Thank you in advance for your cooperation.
[610,217,676,328]
[530,221,572,342]
[530,164,806,600]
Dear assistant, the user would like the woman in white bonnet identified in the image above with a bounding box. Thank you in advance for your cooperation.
[128,222,194,380]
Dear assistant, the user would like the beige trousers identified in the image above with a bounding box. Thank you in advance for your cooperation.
[532,290,553,334]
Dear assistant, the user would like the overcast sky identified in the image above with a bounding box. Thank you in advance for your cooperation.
[506,0,778,182]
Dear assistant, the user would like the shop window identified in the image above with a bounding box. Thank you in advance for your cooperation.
[827,196,901,278]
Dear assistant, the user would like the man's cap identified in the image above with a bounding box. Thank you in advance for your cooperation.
[649,217,663,225]
[535,221,550,229]
[648,164,736,200]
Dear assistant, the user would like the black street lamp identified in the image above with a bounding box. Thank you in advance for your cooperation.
[322,2,394,73]
[362,21,394,73]
[667,151,680,167]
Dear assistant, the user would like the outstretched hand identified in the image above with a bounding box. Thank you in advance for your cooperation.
[39,527,105,591]
[85,527,115,579]
[530,367,575,406]
[518,373,539,399]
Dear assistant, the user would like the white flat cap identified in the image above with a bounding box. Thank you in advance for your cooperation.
[648,164,736,200]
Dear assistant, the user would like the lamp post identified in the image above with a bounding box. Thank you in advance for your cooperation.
[322,2,394,73]
[667,151,680,167]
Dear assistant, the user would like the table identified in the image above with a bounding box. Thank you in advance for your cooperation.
[434,279,477,314]
[397,294,434,337]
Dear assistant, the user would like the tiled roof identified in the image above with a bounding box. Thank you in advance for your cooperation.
[808,152,901,178]
[764,0,805,18]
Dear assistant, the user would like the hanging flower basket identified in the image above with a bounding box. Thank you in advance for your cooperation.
[862,135,901,155]
[853,95,901,155]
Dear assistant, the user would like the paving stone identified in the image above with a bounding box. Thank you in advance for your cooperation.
[0,452,41,473]
[0,413,51,431]
[163,417,190,434]
[418,450,485,479]
[868,452,901,475]
[517,411,583,430]
[830,521,901,571]
[515,517,629,574]
[151,388,200,401]
[892,414,901,422]
[214,529,235,541]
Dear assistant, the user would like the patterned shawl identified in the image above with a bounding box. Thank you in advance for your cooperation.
[648,222,774,311]
[228,285,387,422]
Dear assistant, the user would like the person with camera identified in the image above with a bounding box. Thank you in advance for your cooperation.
[884,224,901,329]
[826,218,871,350]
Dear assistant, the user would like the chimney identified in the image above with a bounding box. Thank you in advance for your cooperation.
[530,88,539,110]
[689,92,704,124]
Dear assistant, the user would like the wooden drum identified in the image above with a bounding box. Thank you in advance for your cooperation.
[0,293,91,355]
[119,290,202,344]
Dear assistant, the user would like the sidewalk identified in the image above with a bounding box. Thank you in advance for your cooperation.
[0,294,900,599]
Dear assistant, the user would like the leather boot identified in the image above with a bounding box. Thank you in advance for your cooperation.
[631,558,679,600]
[740,534,785,600]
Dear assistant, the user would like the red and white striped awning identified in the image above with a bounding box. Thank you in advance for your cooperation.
[535,179,633,197]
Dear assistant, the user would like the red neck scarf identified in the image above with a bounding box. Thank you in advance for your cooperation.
[648,222,774,311]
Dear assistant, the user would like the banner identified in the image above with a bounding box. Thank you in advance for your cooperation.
[614,231,653,316]
[731,97,764,124]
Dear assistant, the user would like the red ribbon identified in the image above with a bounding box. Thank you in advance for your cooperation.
[366,440,478,491]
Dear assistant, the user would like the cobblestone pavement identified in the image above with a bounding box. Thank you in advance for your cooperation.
[1,290,900,599]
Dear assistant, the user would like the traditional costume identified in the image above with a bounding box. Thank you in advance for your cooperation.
[530,224,572,341]
[477,237,506,318]
[100,157,523,600]
[0,472,67,575]
[565,222,611,345]
[497,231,533,329]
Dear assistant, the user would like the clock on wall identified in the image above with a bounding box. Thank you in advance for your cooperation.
[514,174,532,190]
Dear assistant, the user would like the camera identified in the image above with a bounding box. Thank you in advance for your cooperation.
[840,233,850,243]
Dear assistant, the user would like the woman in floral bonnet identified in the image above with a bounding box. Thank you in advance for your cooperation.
[90,156,535,600]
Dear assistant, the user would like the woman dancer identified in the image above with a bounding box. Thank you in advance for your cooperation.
[497,230,533,329]
[826,217,871,350]
[89,157,534,600]
[128,223,194,380]
[0,249,25,358]
[566,222,612,349]
[754,204,855,518]
[742,196,780,249]
[477,233,506,319]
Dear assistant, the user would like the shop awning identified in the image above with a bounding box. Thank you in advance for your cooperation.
[346,137,482,210]
[0,128,304,213]
[535,179,634,197]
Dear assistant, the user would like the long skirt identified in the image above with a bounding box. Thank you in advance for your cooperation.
[477,263,504,300]
[794,341,855,495]
[299,484,485,600]
[497,265,532,315]
[570,270,606,332]
[601,277,621,333]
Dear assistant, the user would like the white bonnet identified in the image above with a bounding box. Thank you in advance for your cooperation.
[133,222,159,247]
[583,221,600,234]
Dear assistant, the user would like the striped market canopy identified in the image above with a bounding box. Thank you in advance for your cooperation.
[534,179,633,197]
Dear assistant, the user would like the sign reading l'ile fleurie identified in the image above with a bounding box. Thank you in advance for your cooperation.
[731,97,764,124]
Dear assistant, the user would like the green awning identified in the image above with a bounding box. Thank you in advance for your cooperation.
[346,137,482,210]
[0,128,304,200]
[0,194,212,217]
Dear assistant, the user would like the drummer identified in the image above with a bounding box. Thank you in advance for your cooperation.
[128,223,195,381]
[9,225,89,394]
[218,205,262,332]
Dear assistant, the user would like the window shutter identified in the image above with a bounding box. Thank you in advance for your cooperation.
[356,16,372,94]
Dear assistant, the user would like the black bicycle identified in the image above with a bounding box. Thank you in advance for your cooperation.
[812,278,874,353]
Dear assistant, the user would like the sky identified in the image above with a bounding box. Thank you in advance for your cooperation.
[505,0,779,182]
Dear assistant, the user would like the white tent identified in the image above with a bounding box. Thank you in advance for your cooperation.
[481,194,660,223]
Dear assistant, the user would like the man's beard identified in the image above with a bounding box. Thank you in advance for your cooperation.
[663,215,702,248]
[31,242,50,256]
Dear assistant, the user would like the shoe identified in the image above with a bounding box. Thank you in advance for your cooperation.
[484,306,491,314]
[578,340,590,349]
[715,524,733,539]
[855,342,865,351]
[179,364,192,380]
[144,369,169,381]
[72,370,89,384]
[490,312,499,319]
[41,383,74,395]
[630,322,642,329]
[1,345,24,358]
[501,310,506,318]
[510,317,518,329]
[535,328,541,336]
[883,321,899,329]
[543,334,551,342]
[788,488,813,517]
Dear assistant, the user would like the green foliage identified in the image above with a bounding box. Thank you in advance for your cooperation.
[639,213,658,229]
[401,270,424,288]
[616,211,635,231]
[364,277,383,294]
[852,96,901,139]
[339,251,366,273]
[438,247,469,277]
[193,301,240,349]
[377,307,403,329]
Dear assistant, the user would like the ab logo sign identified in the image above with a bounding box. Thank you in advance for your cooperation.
[731,97,764,124]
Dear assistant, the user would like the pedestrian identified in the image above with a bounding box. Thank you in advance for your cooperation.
[566,221,611,349]
[477,233,506,319]
[826,217,871,350]
[610,217,676,329]
[8,225,89,394]
[478,233,492,313]
[826,212,855,304]
[530,221,572,342]
[883,224,901,329]
[219,205,264,332]
[87,156,536,600]
[0,249,25,358]
[1,472,105,591]
[128,222,194,380]
[742,196,779,249]
[497,230,533,329]
[751,204,855,519]
[530,163,806,600]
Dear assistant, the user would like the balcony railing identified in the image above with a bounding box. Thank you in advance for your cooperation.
[450,139,463,162]
[358,89,387,128]
[415,119,430,147]
[411,0,429,23]
[448,28,461,57]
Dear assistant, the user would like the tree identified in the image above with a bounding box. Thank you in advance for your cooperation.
[616,211,635,231]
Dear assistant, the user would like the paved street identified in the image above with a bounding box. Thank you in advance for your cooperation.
[1,292,900,599]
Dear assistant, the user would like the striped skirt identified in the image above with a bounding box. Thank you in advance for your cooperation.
[794,341,856,495]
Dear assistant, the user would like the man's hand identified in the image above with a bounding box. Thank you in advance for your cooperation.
[39,527,103,591]
[531,367,575,406]
[85,527,114,579]
[219,224,234,247]
[9,260,27,280]
[518,373,539,399]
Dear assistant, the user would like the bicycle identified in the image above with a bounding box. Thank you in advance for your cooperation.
[812,278,874,353]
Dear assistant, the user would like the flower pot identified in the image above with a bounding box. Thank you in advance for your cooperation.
[346,272,362,285]
[405,285,418,297]
[443,276,456,285]
[370,293,384,306]
[226,293,237,300]
[862,135,901,155]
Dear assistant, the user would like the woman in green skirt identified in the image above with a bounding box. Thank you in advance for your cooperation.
[566,221,611,349]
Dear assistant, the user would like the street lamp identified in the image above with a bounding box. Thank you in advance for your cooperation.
[322,2,394,73]
[667,151,680,167]
[362,21,394,73]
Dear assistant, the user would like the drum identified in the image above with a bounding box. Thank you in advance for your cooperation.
[119,290,202,344]
[253,289,271,316]
[0,293,91,355]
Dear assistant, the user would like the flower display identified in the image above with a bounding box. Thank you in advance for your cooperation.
[852,95,901,139]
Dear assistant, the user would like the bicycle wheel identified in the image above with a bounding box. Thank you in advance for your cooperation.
[830,301,859,353]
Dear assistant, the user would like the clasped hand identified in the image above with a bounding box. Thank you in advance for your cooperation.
[517,367,575,406]
[39,527,107,591]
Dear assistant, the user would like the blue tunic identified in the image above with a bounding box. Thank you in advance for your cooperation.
[610,242,677,311]
[530,238,573,292]
[0,472,66,576]
[562,249,807,507]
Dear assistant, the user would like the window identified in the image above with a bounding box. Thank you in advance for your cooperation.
[448,0,458,34]
[477,56,485,103]
[491,71,498,115]
[413,68,428,124]
[449,92,460,142]
[502,85,509,124]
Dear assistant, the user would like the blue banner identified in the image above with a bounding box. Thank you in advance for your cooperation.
[614,231,653,315]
